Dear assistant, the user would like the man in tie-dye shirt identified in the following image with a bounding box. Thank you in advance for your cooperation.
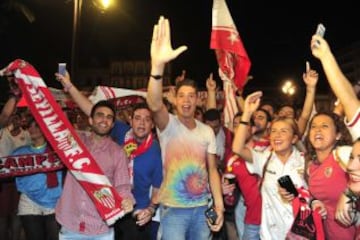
[146,16,224,240]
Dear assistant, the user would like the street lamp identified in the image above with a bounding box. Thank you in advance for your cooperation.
[282,80,296,96]
[71,0,112,80]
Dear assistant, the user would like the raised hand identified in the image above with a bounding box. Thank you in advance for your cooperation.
[206,73,217,92]
[302,62,318,88]
[151,16,188,69]
[175,70,186,85]
[55,71,73,92]
[310,35,331,61]
[244,91,263,116]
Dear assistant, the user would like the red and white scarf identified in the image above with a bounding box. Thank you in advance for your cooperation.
[0,59,124,225]
[0,151,63,179]
[123,129,153,185]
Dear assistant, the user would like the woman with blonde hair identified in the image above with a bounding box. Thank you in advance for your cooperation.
[232,91,307,240]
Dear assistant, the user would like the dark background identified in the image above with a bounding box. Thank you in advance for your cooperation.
[1,0,360,103]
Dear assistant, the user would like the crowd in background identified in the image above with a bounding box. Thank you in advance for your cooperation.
[1,16,360,240]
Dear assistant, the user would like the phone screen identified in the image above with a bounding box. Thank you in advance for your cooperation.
[315,23,326,37]
[58,63,67,76]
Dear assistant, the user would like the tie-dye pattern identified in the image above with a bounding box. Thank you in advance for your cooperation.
[158,117,216,207]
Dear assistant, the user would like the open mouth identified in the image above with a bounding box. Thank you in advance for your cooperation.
[348,172,360,183]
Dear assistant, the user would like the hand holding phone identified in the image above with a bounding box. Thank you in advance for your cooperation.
[205,207,218,225]
[278,175,298,197]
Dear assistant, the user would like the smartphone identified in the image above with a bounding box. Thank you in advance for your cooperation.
[205,207,218,225]
[306,61,310,72]
[278,175,298,197]
[315,23,326,37]
[58,63,67,76]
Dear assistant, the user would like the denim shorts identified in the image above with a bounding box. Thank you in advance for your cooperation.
[158,205,211,240]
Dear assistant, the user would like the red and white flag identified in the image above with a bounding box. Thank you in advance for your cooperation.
[0,59,125,225]
[211,0,251,130]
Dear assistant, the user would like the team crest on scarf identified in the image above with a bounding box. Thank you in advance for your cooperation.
[94,187,115,209]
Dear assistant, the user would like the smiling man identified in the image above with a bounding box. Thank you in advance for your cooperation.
[55,100,134,240]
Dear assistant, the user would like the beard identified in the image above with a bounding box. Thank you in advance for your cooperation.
[91,127,111,137]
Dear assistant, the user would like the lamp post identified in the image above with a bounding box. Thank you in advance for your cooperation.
[71,0,82,80]
[71,0,112,80]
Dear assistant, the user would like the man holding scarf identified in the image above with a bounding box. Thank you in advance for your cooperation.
[55,100,135,240]
[56,75,163,240]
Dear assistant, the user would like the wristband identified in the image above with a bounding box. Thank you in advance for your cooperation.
[239,121,249,126]
[150,75,163,80]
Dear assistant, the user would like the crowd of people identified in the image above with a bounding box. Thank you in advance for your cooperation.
[1,15,360,240]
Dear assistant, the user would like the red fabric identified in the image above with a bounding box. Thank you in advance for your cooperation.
[3,59,124,225]
[210,0,251,131]
[0,151,63,178]
[123,130,154,185]
[308,153,356,239]
[292,187,325,240]
[45,146,58,188]
[229,155,261,224]
[210,0,251,90]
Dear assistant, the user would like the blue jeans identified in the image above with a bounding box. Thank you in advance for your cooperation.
[159,205,211,240]
[235,196,260,240]
[235,196,245,236]
[59,226,114,240]
[243,224,260,240]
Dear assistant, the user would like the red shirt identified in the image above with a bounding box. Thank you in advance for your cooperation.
[230,156,261,224]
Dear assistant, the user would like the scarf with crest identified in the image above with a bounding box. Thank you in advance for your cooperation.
[123,129,153,185]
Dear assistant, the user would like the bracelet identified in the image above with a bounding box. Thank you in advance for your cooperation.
[63,83,73,92]
[150,75,163,80]
[239,121,249,126]
[147,206,156,216]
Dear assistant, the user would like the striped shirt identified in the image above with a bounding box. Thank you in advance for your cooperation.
[55,131,134,235]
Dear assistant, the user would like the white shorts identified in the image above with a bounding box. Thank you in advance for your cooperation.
[17,193,55,216]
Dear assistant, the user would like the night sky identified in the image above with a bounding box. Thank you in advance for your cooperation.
[1,0,360,102]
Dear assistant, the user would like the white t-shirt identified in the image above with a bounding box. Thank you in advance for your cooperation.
[246,147,306,240]
[215,127,225,161]
[345,106,360,141]
[0,127,30,157]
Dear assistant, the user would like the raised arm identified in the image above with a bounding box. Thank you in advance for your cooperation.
[232,91,263,162]
[0,96,17,127]
[297,65,318,136]
[56,72,93,116]
[146,16,187,131]
[206,73,217,110]
[311,35,360,121]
